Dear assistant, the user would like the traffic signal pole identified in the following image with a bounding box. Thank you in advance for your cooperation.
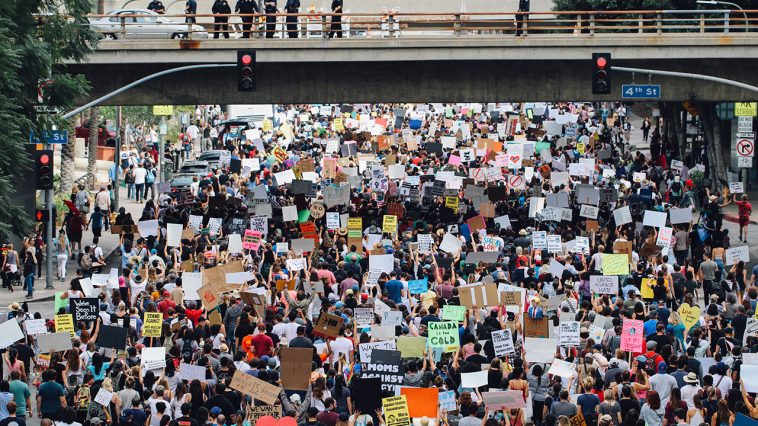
[611,66,758,94]
[45,143,54,290]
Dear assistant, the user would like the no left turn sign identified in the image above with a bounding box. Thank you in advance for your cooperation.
[737,139,754,157]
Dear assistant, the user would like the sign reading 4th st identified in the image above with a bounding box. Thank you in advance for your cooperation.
[621,85,661,99]
[29,130,68,144]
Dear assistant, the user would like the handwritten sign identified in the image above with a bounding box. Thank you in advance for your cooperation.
[621,319,644,353]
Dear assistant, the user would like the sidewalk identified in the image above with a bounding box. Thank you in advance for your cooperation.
[0,184,144,306]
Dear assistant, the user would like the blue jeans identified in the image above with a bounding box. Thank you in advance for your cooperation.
[25,272,34,297]
[127,183,135,199]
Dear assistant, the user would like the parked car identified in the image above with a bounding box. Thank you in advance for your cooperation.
[75,119,117,147]
[89,9,209,40]
[169,173,196,191]
[198,150,231,169]
[178,160,210,176]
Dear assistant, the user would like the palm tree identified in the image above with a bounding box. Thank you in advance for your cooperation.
[59,128,75,196]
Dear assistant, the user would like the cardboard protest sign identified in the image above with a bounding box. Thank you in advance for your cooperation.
[613,241,633,262]
[524,316,549,338]
[36,332,73,353]
[458,283,500,308]
[280,347,313,390]
[143,312,163,337]
[70,298,99,323]
[229,370,281,404]
[621,319,644,353]
[96,325,128,350]
[400,387,438,418]
[313,312,344,340]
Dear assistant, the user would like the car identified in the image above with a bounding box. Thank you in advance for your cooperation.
[178,160,210,176]
[169,173,197,191]
[198,150,231,169]
[89,9,209,40]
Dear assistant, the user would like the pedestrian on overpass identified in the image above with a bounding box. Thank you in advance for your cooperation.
[185,0,197,23]
[515,0,529,36]
[328,0,343,38]
[235,0,260,38]
[284,0,300,38]
[147,0,166,14]
[212,0,232,39]
[264,0,277,38]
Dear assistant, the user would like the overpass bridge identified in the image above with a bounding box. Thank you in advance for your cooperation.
[67,10,758,104]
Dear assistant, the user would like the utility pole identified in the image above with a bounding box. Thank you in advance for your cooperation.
[159,116,166,183]
[113,106,122,210]
[45,142,53,290]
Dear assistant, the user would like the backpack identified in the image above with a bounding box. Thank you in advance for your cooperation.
[146,169,155,184]
[181,338,194,359]
[644,353,658,372]
[87,400,106,422]
[76,385,91,411]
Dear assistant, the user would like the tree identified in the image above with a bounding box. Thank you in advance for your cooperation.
[87,107,99,181]
[0,0,97,239]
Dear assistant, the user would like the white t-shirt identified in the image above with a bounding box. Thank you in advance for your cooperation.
[133,167,148,185]
[329,336,353,363]
[187,125,199,139]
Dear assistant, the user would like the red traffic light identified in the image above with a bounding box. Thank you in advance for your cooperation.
[39,154,50,165]
[36,211,43,221]
[241,54,253,65]
[596,56,607,68]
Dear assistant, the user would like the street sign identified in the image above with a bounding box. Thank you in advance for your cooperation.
[621,85,661,99]
[159,124,168,135]
[738,116,753,133]
[735,102,757,117]
[152,105,173,116]
[29,130,68,144]
[736,138,755,157]
[737,132,756,139]
[738,157,753,168]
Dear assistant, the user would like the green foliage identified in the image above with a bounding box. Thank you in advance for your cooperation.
[553,0,700,10]
[0,0,97,239]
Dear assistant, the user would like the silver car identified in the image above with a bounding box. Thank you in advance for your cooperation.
[89,9,209,40]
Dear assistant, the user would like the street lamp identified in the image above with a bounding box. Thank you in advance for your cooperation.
[697,0,749,32]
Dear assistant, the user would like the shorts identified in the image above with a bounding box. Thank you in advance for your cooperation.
[739,215,749,227]
[92,228,102,237]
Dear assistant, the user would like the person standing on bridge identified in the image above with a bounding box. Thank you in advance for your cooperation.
[264,0,277,38]
[147,0,166,14]
[284,0,300,38]
[515,0,529,36]
[212,0,232,39]
[185,0,197,23]
[328,0,343,38]
[235,0,260,39]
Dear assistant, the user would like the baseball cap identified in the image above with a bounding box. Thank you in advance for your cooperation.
[658,362,667,374]
[210,407,222,416]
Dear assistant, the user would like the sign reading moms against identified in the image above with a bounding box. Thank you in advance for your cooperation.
[362,349,403,393]
[428,321,460,349]
[70,298,98,322]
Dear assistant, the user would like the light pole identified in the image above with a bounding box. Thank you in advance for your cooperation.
[697,0,749,32]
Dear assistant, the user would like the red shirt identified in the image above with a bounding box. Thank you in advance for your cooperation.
[185,308,202,326]
[251,333,274,357]
[157,299,176,319]
[738,200,752,218]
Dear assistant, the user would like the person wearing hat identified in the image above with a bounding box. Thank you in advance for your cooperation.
[649,361,677,406]
[157,290,176,319]
[680,372,702,409]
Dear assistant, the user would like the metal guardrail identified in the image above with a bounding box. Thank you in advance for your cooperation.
[74,172,96,190]
[81,9,758,40]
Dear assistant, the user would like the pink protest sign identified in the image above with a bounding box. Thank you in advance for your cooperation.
[242,230,262,251]
[448,155,461,166]
[621,319,644,353]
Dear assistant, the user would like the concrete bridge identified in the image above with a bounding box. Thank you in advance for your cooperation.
[67,11,758,104]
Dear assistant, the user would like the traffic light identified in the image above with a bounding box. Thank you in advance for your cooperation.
[35,209,49,223]
[237,50,256,92]
[34,150,54,190]
[592,53,611,95]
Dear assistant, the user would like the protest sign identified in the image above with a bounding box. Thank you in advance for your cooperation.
[408,277,429,294]
[24,319,47,336]
[178,363,207,383]
[246,405,282,426]
[589,276,618,294]
[96,325,128,350]
[492,329,516,356]
[482,390,527,410]
[363,349,403,393]
[354,308,375,328]
[547,359,577,378]
[0,320,24,349]
[428,321,460,349]
[458,283,499,308]
[313,312,344,340]
[726,246,750,266]
[353,377,383,412]
[400,387,439,418]
[55,314,75,337]
[602,254,629,275]
[669,207,693,224]
[382,395,410,426]
[525,316,549,338]
[70,298,99,323]
[559,321,580,346]
[229,370,281,404]
[37,332,73,353]
[280,347,313,390]
[461,370,489,388]
[143,312,163,337]
[439,390,457,412]
[442,305,467,322]
[359,341,396,363]
[396,337,425,358]
[621,319,644,352]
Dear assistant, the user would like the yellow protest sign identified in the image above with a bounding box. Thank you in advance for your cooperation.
[55,314,75,338]
[272,146,288,163]
[601,254,629,275]
[347,217,362,247]
[143,312,163,338]
[152,105,173,116]
[445,196,459,213]
[397,336,426,358]
[262,119,272,132]
[334,118,344,131]
[677,303,701,332]
[279,123,294,140]
[641,277,655,299]
[383,215,397,234]
[735,102,757,117]
[382,395,411,426]
[577,143,585,155]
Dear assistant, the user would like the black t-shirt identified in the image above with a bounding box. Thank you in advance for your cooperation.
[0,417,26,426]
[170,416,200,426]
[647,333,671,353]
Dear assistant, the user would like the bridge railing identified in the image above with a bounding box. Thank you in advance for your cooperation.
[81,9,758,40]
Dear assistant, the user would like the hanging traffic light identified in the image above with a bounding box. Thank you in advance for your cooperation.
[237,50,256,92]
[35,209,49,223]
[592,53,611,95]
[34,150,54,190]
